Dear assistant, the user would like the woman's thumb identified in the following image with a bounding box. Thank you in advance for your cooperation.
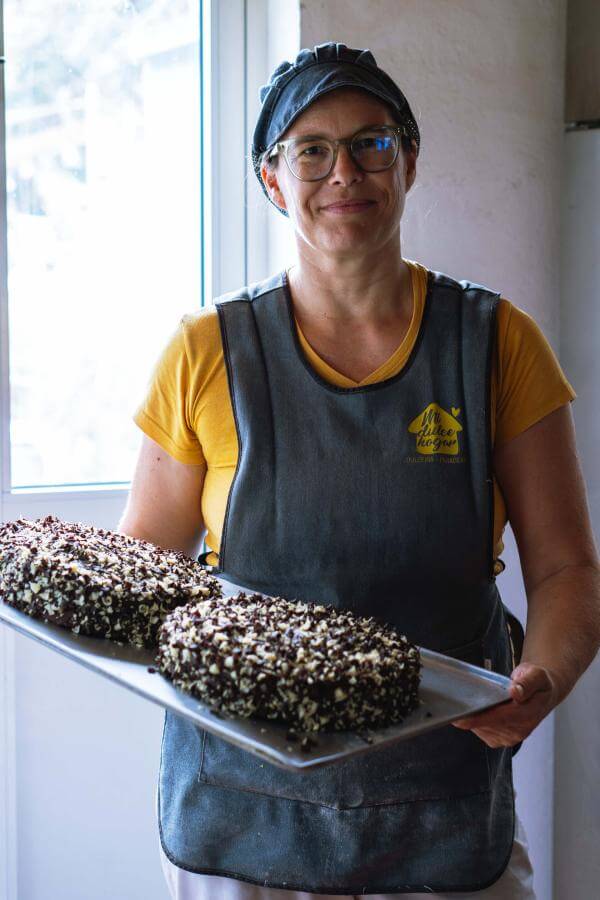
[510,663,550,702]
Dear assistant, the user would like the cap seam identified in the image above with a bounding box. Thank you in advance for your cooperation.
[259,58,409,134]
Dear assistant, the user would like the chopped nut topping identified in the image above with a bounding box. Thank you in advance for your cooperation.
[157,589,421,732]
[0,515,222,650]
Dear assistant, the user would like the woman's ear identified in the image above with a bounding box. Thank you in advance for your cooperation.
[261,162,287,212]
[404,144,418,194]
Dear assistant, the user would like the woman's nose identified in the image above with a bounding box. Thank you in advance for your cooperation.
[328,144,364,185]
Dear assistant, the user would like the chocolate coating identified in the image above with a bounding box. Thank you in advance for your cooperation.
[0,515,223,649]
[0,516,421,732]
[158,591,421,732]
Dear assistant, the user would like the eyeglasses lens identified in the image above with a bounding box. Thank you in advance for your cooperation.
[351,130,397,171]
[287,128,398,180]
[288,140,333,180]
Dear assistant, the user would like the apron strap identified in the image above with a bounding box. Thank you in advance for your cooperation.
[197,550,216,567]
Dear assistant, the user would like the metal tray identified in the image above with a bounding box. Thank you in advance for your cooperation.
[0,577,511,771]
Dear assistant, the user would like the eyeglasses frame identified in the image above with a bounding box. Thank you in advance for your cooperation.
[266,124,410,182]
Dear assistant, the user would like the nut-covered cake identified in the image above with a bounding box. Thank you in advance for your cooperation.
[158,591,421,732]
[0,515,222,649]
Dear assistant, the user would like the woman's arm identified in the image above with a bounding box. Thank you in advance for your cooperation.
[495,403,600,702]
[118,434,207,559]
[453,403,600,747]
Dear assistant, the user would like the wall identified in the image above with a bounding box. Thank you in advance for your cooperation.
[2,492,169,900]
[297,3,569,898]
[557,132,600,878]
[555,1,600,887]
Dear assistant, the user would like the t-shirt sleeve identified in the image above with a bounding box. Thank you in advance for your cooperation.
[495,300,577,446]
[133,318,206,466]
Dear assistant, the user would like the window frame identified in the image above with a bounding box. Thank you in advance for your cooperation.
[0,0,8,522]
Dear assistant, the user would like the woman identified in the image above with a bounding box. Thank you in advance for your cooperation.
[119,43,600,899]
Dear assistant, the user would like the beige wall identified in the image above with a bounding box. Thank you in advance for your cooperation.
[298,4,569,899]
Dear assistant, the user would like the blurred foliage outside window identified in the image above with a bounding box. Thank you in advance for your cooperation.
[4,0,201,487]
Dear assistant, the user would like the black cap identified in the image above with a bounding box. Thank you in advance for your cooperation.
[252,42,420,216]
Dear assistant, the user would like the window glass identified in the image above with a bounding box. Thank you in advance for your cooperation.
[4,0,201,487]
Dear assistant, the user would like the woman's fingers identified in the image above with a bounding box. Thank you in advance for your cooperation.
[451,663,560,748]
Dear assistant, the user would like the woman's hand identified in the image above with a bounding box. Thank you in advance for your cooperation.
[451,661,561,749]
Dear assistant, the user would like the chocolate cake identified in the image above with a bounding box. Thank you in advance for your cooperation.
[1,516,421,732]
[158,591,421,732]
[0,515,222,649]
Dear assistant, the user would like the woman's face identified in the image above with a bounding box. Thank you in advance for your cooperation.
[261,87,417,260]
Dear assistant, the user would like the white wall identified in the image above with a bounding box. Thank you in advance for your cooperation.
[556,127,600,900]
[297,3,568,899]
[2,492,169,900]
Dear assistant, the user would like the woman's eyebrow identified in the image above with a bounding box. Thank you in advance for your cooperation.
[287,127,375,142]
[288,131,336,141]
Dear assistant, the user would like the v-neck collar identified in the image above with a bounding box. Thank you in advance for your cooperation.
[291,259,427,388]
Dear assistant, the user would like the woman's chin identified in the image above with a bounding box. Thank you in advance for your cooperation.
[316,231,383,256]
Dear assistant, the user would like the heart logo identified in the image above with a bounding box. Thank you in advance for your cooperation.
[451,406,461,417]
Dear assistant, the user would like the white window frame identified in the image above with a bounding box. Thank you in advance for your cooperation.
[0,0,275,509]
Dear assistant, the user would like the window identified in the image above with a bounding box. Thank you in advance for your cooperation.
[3,0,203,488]
[0,0,297,501]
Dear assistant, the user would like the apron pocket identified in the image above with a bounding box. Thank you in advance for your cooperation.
[197,602,507,809]
[198,721,490,810]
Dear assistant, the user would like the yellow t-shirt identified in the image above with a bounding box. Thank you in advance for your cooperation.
[134,259,577,573]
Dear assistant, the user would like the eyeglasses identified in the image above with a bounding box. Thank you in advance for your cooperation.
[267,124,409,182]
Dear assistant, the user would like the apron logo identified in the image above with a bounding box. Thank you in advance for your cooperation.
[408,403,463,456]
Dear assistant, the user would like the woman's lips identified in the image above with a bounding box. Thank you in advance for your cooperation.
[322,200,376,214]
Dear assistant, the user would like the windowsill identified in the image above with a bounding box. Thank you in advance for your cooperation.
[3,483,130,501]
[9,481,129,493]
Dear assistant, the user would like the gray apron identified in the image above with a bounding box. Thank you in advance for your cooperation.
[158,268,519,894]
